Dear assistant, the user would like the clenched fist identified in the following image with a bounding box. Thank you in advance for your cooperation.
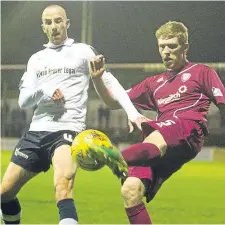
[90,55,105,78]
[52,88,65,105]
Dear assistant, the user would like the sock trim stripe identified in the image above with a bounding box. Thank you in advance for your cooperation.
[59,218,78,224]
[0,211,21,222]
[125,202,145,216]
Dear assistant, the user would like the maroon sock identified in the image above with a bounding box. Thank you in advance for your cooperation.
[125,202,152,224]
[121,143,161,166]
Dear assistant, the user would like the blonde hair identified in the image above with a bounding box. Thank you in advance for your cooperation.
[155,21,188,45]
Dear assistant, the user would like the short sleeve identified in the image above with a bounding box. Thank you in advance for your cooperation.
[19,55,37,90]
[201,67,225,106]
[128,78,156,110]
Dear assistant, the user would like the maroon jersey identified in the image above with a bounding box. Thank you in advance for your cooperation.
[128,62,225,123]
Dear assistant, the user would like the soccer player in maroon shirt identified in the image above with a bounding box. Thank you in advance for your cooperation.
[90,21,225,224]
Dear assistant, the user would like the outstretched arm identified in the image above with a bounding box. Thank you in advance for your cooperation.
[90,55,122,109]
[90,55,151,128]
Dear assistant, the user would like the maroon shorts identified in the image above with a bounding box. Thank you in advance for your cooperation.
[127,118,205,202]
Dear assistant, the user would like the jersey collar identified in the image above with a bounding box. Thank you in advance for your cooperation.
[43,38,74,49]
[165,61,191,78]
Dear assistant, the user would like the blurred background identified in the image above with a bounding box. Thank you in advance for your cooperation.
[1,2,225,224]
[1,1,225,148]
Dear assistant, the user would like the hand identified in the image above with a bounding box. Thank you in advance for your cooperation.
[52,88,65,105]
[90,55,105,78]
[128,116,152,133]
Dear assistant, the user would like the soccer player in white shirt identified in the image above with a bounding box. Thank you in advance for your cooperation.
[0,5,147,225]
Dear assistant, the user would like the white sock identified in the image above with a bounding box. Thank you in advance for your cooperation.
[59,218,78,224]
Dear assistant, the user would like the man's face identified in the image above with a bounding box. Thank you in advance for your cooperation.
[42,7,69,45]
[158,36,188,71]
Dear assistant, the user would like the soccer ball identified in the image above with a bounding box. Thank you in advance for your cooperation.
[71,129,114,171]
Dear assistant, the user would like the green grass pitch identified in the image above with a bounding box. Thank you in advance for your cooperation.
[1,150,225,224]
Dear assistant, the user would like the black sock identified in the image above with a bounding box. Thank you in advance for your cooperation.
[57,198,78,221]
[1,198,21,224]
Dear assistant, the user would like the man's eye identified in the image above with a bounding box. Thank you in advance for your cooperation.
[55,19,62,23]
[168,44,178,49]
[45,21,52,25]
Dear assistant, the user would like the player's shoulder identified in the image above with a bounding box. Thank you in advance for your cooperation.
[72,42,95,52]
[191,63,218,79]
[143,72,166,84]
[181,62,218,83]
[71,42,90,49]
[71,42,97,57]
[190,62,215,72]
[27,48,46,63]
[131,72,165,91]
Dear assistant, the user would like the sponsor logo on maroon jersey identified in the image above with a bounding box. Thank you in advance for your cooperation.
[157,85,188,105]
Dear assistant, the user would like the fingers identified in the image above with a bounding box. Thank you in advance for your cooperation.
[136,117,151,130]
[130,116,152,132]
[52,88,65,105]
[90,55,105,78]
[128,120,134,133]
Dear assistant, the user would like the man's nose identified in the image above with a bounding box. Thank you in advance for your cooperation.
[51,22,57,30]
[162,46,170,54]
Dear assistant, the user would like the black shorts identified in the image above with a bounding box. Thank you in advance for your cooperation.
[11,130,78,173]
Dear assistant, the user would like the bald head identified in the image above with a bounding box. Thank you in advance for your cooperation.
[41,5,70,45]
[42,5,67,22]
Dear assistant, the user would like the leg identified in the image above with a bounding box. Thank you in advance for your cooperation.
[96,126,167,178]
[121,177,152,224]
[1,162,38,224]
[52,145,78,224]
[121,130,167,166]
[120,119,202,224]
[119,127,167,224]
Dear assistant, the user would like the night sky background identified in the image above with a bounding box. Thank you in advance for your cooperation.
[2,1,225,64]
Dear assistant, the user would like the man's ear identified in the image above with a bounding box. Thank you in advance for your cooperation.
[66,19,70,29]
[184,43,189,56]
[41,24,46,33]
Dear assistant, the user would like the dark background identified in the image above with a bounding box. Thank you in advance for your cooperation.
[2,1,225,64]
[1,1,225,144]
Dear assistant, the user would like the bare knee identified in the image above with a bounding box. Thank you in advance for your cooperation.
[52,145,78,202]
[143,130,167,156]
[121,177,145,207]
[1,163,37,203]
[0,183,16,202]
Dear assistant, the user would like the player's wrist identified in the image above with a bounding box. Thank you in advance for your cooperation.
[127,111,143,122]
[91,74,103,80]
